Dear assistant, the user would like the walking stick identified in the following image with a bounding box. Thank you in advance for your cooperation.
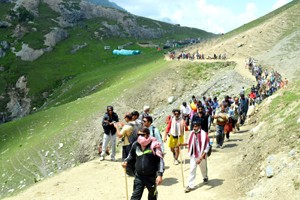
[179,147,185,188]
[178,136,185,188]
[124,168,129,200]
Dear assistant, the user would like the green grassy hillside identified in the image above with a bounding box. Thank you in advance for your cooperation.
[0,1,214,111]
[0,56,170,198]
[223,0,300,39]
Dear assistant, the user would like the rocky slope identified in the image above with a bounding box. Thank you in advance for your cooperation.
[0,0,214,123]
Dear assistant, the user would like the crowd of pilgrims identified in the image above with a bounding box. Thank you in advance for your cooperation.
[97,59,287,198]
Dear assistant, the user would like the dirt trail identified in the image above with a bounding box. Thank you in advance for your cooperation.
[4,122,256,200]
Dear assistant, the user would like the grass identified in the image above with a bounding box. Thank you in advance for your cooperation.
[0,57,168,198]
[0,1,215,109]
[220,0,300,40]
[267,79,300,147]
[184,61,236,80]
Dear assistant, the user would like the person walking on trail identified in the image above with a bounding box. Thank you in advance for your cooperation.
[164,109,185,165]
[240,87,245,95]
[224,105,234,141]
[239,93,249,125]
[184,121,210,193]
[231,97,240,132]
[213,103,228,148]
[203,100,213,131]
[190,106,209,133]
[139,106,151,122]
[132,110,142,129]
[212,97,219,115]
[122,127,164,200]
[100,106,119,161]
[180,102,191,128]
[143,116,164,154]
[114,113,137,176]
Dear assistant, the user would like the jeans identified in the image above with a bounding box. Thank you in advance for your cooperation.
[100,133,116,159]
[215,125,225,146]
[131,173,157,200]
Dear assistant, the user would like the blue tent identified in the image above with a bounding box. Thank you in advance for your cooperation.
[112,49,141,56]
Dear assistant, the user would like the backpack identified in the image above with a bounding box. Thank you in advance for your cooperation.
[207,144,212,157]
[206,139,212,157]
[127,123,139,144]
[151,126,162,140]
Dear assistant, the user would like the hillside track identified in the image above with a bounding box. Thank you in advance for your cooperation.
[4,123,256,200]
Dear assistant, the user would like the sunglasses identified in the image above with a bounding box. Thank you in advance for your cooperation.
[138,134,146,137]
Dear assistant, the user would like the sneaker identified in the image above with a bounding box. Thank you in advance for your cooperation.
[99,156,105,161]
[184,186,192,193]
[174,160,179,165]
[110,157,116,162]
[216,144,220,148]
[203,178,209,184]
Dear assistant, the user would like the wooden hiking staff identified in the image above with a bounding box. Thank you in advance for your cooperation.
[124,168,129,200]
[177,133,186,188]
[178,146,185,188]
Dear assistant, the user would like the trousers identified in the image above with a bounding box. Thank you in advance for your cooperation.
[131,173,157,200]
[187,156,208,188]
[100,133,116,159]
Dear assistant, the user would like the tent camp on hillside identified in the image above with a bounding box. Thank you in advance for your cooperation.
[112,49,141,56]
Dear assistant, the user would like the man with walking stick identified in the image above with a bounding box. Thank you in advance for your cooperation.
[184,121,210,193]
[122,127,164,200]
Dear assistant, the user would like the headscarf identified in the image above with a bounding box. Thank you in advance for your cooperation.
[137,136,163,158]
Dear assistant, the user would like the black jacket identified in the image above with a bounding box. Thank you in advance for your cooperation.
[102,112,119,135]
[191,112,209,133]
[125,142,164,177]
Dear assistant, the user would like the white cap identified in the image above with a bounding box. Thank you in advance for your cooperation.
[143,105,150,111]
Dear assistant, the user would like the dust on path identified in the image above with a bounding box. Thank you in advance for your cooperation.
[4,124,255,200]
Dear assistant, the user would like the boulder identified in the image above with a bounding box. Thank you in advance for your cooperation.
[266,165,274,178]
[15,76,27,90]
[167,96,175,104]
[15,44,44,61]
[0,48,5,58]
[13,24,28,39]
[44,28,69,47]
[70,43,88,54]
[0,41,10,49]
[6,76,31,119]
[0,21,12,28]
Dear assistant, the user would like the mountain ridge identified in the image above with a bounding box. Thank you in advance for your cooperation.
[0,0,215,123]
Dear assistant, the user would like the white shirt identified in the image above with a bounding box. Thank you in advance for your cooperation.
[180,105,191,116]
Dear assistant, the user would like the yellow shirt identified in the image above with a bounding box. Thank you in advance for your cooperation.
[120,124,133,146]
